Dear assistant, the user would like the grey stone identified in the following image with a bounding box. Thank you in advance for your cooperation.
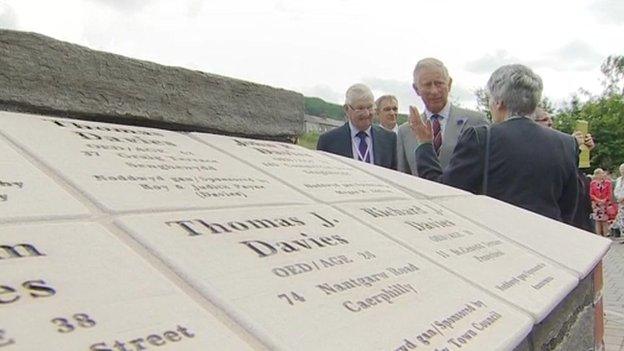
[527,274,595,350]
[513,339,532,351]
[0,30,303,142]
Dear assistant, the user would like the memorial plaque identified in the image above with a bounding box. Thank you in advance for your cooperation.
[191,133,412,203]
[0,111,312,213]
[323,151,470,198]
[0,136,89,222]
[339,200,579,322]
[436,196,611,278]
[116,204,533,350]
[0,222,254,350]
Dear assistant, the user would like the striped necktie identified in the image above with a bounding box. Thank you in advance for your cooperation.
[432,114,442,154]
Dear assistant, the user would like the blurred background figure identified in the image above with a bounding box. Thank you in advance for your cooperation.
[375,95,399,133]
[613,164,624,235]
[532,108,553,128]
[590,168,614,236]
[531,108,595,232]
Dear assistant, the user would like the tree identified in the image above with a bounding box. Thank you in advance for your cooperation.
[474,87,492,121]
[474,87,554,122]
[601,55,624,96]
[553,54,624,172]
[556,95,624,171]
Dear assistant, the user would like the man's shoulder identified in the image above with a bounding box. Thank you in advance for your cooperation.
[450,105,487,122]
[319,123,348,139]
[547,125,578,148]
[396,121,416,141]
[372,125,396,142]
[373,124,394,136]
[398,121,415,133]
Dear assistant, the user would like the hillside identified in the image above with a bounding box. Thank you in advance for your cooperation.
[304,96,408,124]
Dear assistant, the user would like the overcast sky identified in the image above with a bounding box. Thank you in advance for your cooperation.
[1,0,623,112]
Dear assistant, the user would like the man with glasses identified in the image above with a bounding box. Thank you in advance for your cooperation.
[317,84,397,170]
[376,95,399,133]
[397,58,488,175]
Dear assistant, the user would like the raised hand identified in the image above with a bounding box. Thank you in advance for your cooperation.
[409,105,433,143]
[584,133,595,150]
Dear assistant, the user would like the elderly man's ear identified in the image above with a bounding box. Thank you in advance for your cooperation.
[412,83,420,96]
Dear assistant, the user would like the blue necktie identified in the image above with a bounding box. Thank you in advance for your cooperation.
[356,131,370,163]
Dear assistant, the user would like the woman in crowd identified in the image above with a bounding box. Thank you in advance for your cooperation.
[590,168,613,236]
[613,164,624,233]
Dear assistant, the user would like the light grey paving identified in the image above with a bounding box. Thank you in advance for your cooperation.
[117,204,534,351]
[0,112,312,213]
[340,199,579,323]
[323,151,470,199]
[0,134,89,222]
[438,196,611,279]
[0,222,255,350]
[193,134,412,203]
[605,238,624,351]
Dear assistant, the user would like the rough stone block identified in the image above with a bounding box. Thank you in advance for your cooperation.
[0,30,304,141]
[527,274,595,350]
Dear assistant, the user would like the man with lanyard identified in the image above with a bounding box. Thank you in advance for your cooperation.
[317,84,397,170]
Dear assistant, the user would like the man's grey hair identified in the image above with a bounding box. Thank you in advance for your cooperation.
[345,84,374,106]
[413,58,450,83]
[375,95,398,110]
[487,64,543,117]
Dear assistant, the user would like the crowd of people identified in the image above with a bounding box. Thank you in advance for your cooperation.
[316,57,621,237]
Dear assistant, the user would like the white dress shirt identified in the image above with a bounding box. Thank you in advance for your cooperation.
[348,121,374,164]
[425,101,451,135]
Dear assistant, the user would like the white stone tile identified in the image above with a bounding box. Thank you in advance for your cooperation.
[0,222,254,350]
[0,137,89,222]
[339,199,580,322]
[116,204,533,351]
[192,133,412,203]
[323,151,470,198]
[0,112,311,213]
[436,195,611,278]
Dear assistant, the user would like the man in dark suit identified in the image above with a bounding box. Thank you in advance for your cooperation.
[317,84,397,170]
[410,64,579,224]
[532,107,595,232]
[397,58,488,174]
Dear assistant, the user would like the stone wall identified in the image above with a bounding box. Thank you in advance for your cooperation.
[0,30,304,142]
[304,114,343,133]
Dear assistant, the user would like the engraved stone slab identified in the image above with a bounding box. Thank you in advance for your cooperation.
[0,137,89,222]
[436,196,611,278]
[116,205,533,351]
[0,112,311,213]
[0,222,254,350]
[339,200,579,322]
[323,151,470,198]
[191,133,412,203]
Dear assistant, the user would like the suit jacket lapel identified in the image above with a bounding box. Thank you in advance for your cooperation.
[439,105,464,165]
[372,126,383,165]
[342,123,354,158]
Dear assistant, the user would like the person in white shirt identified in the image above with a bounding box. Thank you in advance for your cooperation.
[613,164,624,232]
[375,95,399,133]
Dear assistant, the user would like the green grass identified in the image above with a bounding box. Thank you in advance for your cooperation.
[297,132,320,150]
